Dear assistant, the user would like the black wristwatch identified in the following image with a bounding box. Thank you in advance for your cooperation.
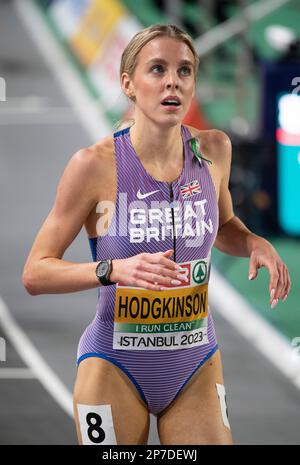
[95,259,115,286]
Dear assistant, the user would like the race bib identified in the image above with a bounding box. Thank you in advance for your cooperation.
[113,257,211,351]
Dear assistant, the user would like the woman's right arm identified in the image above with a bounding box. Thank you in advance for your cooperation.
[22,142,187,296]
[22,145,104,295]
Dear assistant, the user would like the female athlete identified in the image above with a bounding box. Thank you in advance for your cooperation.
[22,24,291,445]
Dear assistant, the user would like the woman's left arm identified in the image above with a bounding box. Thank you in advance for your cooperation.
[213,131,291,308]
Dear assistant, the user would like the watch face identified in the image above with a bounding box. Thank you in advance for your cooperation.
[97,261,109,278]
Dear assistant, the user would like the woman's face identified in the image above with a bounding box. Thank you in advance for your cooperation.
[122,36,196,127]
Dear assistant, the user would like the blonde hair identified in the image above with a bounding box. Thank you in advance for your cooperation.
[112,24,199,132]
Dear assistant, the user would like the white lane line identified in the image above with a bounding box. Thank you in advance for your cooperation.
[0,368,36,379]
[0,297,73,416]
[210,268,300,390]
[14,0,111,142]
[194,0,292,56]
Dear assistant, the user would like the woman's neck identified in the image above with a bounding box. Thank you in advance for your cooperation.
[129,120,183,167]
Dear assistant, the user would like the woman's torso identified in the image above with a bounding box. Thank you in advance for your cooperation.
[84,125,221,240]
[77,123,220,358]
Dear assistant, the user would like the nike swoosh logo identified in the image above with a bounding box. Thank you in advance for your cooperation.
[137,188,160,199]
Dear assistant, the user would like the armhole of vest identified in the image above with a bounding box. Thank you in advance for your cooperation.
[182,124,191,140]
[112,129,124,230]
[113,126,130,138]
[112,126,131,179]
[182,124,195,167]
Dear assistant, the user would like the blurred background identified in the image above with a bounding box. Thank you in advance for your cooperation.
[0,0,299,445]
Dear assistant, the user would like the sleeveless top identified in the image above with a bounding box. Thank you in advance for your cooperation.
[78,124,219,359]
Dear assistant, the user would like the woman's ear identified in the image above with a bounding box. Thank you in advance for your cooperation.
[121,72,132,98]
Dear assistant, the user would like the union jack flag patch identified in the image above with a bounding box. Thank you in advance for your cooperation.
[180,180,202,199]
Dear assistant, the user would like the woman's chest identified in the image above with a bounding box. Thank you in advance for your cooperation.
[85,144,221,238]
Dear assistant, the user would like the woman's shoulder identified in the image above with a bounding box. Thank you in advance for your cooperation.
[89,134,115,159]
[185,125,231,147]
[77,135,115,167]
[64,136,115,192]
[185,125,232,167]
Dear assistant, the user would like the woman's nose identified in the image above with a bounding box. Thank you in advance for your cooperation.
[167,83,179,89]
[166,71,179,89]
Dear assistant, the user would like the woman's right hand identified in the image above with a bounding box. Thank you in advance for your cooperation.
[110,249,188,290]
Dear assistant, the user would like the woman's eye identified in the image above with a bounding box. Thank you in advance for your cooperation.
[180,66,192,75]
[150,65,192,75]
[151,65,164,73]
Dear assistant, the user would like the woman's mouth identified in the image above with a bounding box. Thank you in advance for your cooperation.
[161,99,182,111]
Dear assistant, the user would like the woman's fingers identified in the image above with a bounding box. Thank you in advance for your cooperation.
[127,250,189,289]
[161,249,174,257]
[281,265,291,302]
[269,262,290,307]
[147,250,184,272]
[138,270,185,288]
[140,261,187,283]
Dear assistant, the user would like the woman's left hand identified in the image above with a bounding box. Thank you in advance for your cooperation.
[248,237,291,309]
